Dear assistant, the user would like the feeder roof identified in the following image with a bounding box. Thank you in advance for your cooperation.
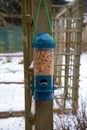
[32,32,55,48]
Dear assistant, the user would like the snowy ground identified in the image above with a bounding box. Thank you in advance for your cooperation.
[0,53,25,130]
[0,53,24,112]
[0,117,25,130]
[0,52,87,130]
[79,53,87,101]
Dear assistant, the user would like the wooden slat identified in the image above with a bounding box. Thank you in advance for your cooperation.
[22,0,33,130]
[0,111,24,118]
[0,13,22,19]
[0,54,23,57]
[0,82,24,84]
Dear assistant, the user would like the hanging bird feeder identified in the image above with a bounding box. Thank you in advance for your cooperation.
[31,32,55,101]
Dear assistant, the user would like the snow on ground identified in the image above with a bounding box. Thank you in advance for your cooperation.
[79,53,87,101]
[0,53,25,130]
[0,53,24,112]
[0,84,24,112]
[0,52,87,130]
[0,53,24,82]
[0,117,25,130]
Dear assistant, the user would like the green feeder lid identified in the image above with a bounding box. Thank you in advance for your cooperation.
[32,32,55,48]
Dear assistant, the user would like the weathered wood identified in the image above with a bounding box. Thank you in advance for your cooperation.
[0,111,24,118]
[0,13,22,19]
[0,82,24,84]
[53,0,83,113]
[64,7,72,107]
[32,0,51,34]
[22,0,33,130]
[35,101,53,130]
[0,54,23,57]
[72,0,83,112]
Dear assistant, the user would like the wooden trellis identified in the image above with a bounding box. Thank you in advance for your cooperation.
[52,0,83,113]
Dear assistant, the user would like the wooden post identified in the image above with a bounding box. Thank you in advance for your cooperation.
[32,0,51,34]
[55,18,64,86]
[64,7,72,107]
[22,0,33,130]
[72,0,83,112]
[32,1,53,130]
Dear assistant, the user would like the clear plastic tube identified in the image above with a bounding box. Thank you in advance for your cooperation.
[33,48,54,75]
[33,48,54,87]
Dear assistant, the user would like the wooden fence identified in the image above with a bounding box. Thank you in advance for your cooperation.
[52,0,83,113]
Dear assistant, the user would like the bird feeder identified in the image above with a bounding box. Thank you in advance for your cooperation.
[32,32,55,101]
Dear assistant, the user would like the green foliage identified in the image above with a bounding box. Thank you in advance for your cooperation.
[6,57,12,63]
[0,41,4,52]
[0,0,21,14]
[7,0,21,14]
[0,26,23,52]
[19,59,24,64]
[0,0,21,25]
